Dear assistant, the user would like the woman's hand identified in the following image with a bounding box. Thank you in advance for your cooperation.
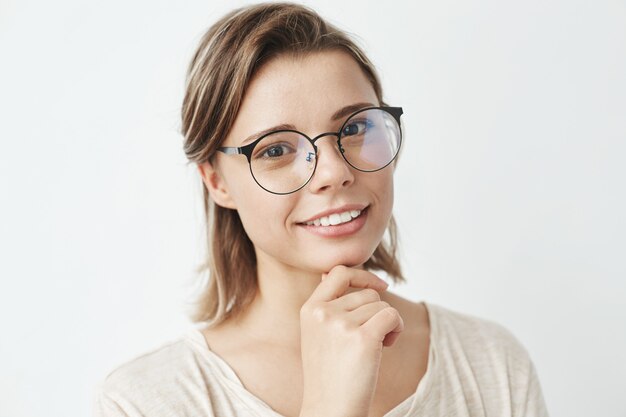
[298,265,405,417]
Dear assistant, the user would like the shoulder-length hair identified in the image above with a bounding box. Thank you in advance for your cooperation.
[181,2,404,327]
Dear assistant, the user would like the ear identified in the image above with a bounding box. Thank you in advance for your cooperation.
[198,161,237,209]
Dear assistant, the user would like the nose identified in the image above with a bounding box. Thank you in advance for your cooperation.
[307,134,355,193]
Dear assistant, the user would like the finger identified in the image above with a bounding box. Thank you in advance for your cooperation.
[332,288,382,311]
[310,266,388,303]
[382,331,402,347]
[346,300,391,325]
[359,307,405,343]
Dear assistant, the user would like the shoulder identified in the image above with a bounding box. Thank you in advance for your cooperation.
[426,303,549,415]
[100,337,192,393]
[427,302,542,395]
[94,335,206,416]
[428,302,531,360]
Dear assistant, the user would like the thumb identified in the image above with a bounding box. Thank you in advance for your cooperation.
[321,273,328,281]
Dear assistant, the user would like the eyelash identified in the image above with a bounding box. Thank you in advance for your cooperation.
[342,119,374,137]
[256,142,297,159]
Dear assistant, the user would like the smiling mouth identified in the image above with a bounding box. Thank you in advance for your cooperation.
[300,207,368,227]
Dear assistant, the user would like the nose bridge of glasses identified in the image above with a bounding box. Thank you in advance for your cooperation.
[311,131,339,143]
[308,131,350,173]
[310,131,341,153]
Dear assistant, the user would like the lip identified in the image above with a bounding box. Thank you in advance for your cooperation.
[297,206,369,238]
[297,203,369,224]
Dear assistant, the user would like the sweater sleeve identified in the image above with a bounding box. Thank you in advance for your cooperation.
[93,388,132,417]
[518,359,550,417]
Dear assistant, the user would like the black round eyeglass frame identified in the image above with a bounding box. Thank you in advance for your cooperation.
[216,106,403,195]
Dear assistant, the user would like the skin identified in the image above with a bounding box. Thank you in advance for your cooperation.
[197,50,430,417]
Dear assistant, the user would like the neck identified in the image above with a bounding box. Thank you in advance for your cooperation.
[229,250,366,350]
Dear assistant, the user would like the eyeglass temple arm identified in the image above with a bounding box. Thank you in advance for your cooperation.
[217,147,242,155]
[384,106,403,122]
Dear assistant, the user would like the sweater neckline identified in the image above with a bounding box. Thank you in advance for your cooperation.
[184,300,440,416]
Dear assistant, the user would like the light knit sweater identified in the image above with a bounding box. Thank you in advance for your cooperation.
[94,301,549,417]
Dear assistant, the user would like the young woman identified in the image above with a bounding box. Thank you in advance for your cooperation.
[95,3,549,417]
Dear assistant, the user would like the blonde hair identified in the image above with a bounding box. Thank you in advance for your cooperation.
[181,2,404,327]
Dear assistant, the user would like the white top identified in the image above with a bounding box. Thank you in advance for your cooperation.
[93,301,549,416]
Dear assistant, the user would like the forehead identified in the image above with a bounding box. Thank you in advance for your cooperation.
[226,50,379,145]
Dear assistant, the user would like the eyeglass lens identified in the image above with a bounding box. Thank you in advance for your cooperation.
[249,108,401,194]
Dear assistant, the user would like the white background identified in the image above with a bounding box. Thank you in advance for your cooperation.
[1,1,625,416]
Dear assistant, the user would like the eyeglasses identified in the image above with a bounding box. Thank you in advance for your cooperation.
[217,106,403,195]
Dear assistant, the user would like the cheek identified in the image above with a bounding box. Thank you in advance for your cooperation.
[218,159,300,254]
[378,180,395,235]
[366,167,394,215]
[231,187,295,249]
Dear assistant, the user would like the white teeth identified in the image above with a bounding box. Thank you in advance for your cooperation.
[329,213,341,225]
[304,209,363,227]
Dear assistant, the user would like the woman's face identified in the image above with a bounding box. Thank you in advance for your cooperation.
[200,50,395,274]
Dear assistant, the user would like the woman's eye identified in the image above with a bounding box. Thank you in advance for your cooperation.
[342,120,370,136]
[260,144,293,158]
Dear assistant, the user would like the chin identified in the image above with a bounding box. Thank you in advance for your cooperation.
[306,247,375,273]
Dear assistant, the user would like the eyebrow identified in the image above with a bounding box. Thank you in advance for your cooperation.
[330,102,376,121]
[239,102,376,146]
